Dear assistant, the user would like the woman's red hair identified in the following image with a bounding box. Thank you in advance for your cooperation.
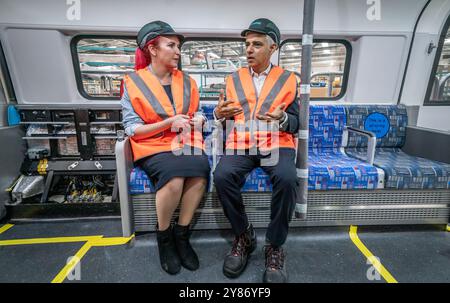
[134,36,161,71]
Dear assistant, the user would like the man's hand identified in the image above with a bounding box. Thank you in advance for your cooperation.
[256,103,286,121]
[214,90,243,119]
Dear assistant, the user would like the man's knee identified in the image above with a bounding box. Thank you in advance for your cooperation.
[213,164,232,187]
[272,169,298,188]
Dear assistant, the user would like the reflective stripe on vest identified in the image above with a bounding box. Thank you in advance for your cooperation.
[181,73,191,115]
[231,67,294,118]
[128,72,171,119]
[226,66,296,150]
[257,70,292,115]
[231,72,251,121]
[125,69,202,161]
[128,70,192,119]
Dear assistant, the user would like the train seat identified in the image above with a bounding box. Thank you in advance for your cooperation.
[128,105,383,194]
[344,105,450,189]
[240,105,382,191]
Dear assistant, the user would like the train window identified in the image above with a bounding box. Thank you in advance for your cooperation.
[71,36,136,100]
[279,40,351,100]
[425,17,450,105]
[181,39,246,99]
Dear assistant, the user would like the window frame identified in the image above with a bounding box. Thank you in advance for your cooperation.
[71,35,352,101]
[70,34,136,101]
[0,40,16,103]
[424,15,450,106]
[278,38,352,101]
[179,37,246,100]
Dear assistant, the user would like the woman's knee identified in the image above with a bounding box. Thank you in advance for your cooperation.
[185,177,207,189]
[160,177,185,194]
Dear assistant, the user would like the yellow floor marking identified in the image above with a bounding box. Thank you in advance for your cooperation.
[0,224,14,234]
[349,225,398,283]
[51,235,134,283]
[90,235,135,246]
[0,231,134,283]
[0,235,103,246]
[51,241,93,284]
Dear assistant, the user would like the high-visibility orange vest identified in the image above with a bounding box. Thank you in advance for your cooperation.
[225,66,297,151]
[124,68,203,161]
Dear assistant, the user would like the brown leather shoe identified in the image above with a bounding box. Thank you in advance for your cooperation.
[223,224,257,278]
[263,245,287,283]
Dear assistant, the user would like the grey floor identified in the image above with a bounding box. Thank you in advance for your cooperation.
[0,219,448,283]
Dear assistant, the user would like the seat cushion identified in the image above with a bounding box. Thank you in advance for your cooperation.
[130,151,381,194]
[242,167,273,192]
[346,148,450,189]
[239,150,380,192]
[129,166,156,194]
[129,104,381,194]
[308,150,380,190]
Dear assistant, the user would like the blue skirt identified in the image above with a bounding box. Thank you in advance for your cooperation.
[137,150,210,192]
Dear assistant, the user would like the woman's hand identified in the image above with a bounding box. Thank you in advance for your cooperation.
[189,115,205,128]
[170,114,191,132]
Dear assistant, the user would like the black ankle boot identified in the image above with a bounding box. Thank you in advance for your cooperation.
[173,223,199,271]
[156,225,181,275]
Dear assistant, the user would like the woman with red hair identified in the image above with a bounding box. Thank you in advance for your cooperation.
[121,21,209,275]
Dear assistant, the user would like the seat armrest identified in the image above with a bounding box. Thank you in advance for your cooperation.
[211,120,226,167]
[342,126,376,165]
[115,136,135,237]
[403,126,450,164]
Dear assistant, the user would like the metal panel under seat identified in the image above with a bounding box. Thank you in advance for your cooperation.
[132,189,450,232]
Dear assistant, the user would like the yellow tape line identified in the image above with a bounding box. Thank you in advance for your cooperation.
[0,232,134,283]
[0,224,14,234]
[90,235,135,246]
[349,225,398,283]
[51,235,134,283]
[0,235,103,246]
[51,241,93,284]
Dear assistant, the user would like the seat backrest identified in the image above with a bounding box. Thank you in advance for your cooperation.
[199,102,216,122]
[309,105,346,153]
[200,103,348,153]
[345,104,408,148]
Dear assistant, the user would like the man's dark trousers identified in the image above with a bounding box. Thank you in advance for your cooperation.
[213,148,298,247]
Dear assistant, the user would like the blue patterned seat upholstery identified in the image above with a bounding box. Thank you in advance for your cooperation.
[129,104,383,194]
[241,105,381,192]
[345,105,450,189]
[129,166,155,194]
[308,150,380,190]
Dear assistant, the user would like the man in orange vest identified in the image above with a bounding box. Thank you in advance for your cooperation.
[213,18,299,283]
